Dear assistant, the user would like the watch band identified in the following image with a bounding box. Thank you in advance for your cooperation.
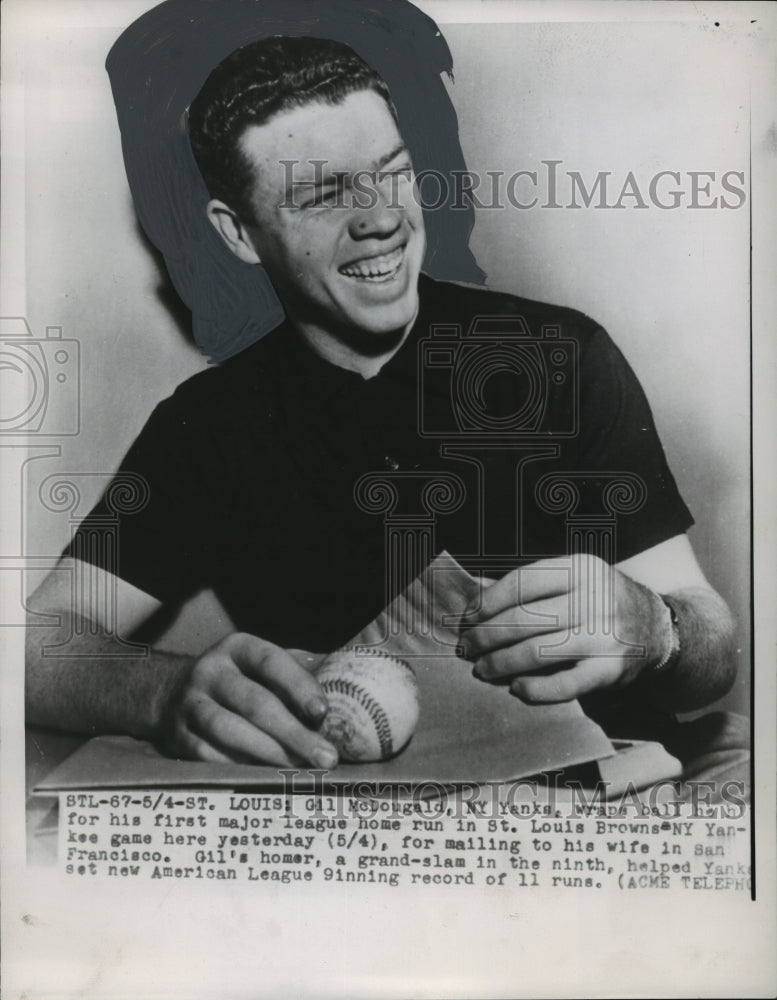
[653,594,681,673]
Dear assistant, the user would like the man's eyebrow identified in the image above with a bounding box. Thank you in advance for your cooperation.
[373,143,410,172]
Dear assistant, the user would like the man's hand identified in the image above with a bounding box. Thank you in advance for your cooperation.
[156,633,339,768]
[25,563,340,767]
[460,554,670,703]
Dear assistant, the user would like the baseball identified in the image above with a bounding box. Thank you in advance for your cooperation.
[316,648,420,763]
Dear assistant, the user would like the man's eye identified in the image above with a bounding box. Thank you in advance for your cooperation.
[306,190,339,207]
[383,167,413,180]
[307,181,350,207]
[376,167,414,192]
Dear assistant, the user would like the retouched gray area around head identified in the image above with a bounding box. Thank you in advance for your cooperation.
[107,0,484,362]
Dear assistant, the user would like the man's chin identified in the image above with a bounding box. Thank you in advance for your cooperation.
[344,297,419,343]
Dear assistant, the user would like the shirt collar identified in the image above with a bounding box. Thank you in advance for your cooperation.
[272,273,437,414]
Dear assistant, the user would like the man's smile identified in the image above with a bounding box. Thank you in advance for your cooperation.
[338,243,406,281]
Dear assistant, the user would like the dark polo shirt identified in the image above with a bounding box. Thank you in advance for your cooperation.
[68,274,693,653]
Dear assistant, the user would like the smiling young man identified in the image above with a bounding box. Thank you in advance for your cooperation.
[26,36,743,777]
[205,89,424,376]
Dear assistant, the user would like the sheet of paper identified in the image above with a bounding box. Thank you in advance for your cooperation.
[36,552,613,791]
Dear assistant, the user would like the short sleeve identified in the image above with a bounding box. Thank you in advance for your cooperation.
[63,393,204,605]
[573,326,694,560]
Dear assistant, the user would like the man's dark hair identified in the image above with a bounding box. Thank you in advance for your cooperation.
[188,35,398,223]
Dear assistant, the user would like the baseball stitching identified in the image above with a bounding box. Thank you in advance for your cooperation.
[322,676,394,758]
[338,647,417,686]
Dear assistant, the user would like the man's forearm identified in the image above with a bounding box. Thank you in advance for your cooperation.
[25,612,191,742]
[642,585,738,712]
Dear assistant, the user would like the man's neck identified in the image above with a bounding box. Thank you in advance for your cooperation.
[289,307,420,379]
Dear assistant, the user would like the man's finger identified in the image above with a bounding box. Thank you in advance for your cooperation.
[178,726,275,765]
[462,593,574,657]
[472,629,586,679]
[223,633,329,723]
[466,559,573,623]
[213,671,339,770]
[510,656,623,703]
[161,724,237,765]
[287,649,327,673]
[186,696,299,766]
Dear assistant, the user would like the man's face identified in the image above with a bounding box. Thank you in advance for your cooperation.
[237,89,426,344]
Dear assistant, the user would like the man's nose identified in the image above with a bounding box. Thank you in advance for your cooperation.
[348,189,403,239]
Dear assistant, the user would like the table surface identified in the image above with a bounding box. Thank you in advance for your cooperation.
[24,726,690,866]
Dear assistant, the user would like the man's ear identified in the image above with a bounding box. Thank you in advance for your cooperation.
[206,199,261,265]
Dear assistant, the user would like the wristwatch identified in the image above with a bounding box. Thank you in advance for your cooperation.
[653,594,681,673]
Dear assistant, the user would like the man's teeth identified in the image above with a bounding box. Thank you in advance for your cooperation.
[340,246,404,279]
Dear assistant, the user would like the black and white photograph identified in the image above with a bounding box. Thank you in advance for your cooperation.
[2,0,775,996]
